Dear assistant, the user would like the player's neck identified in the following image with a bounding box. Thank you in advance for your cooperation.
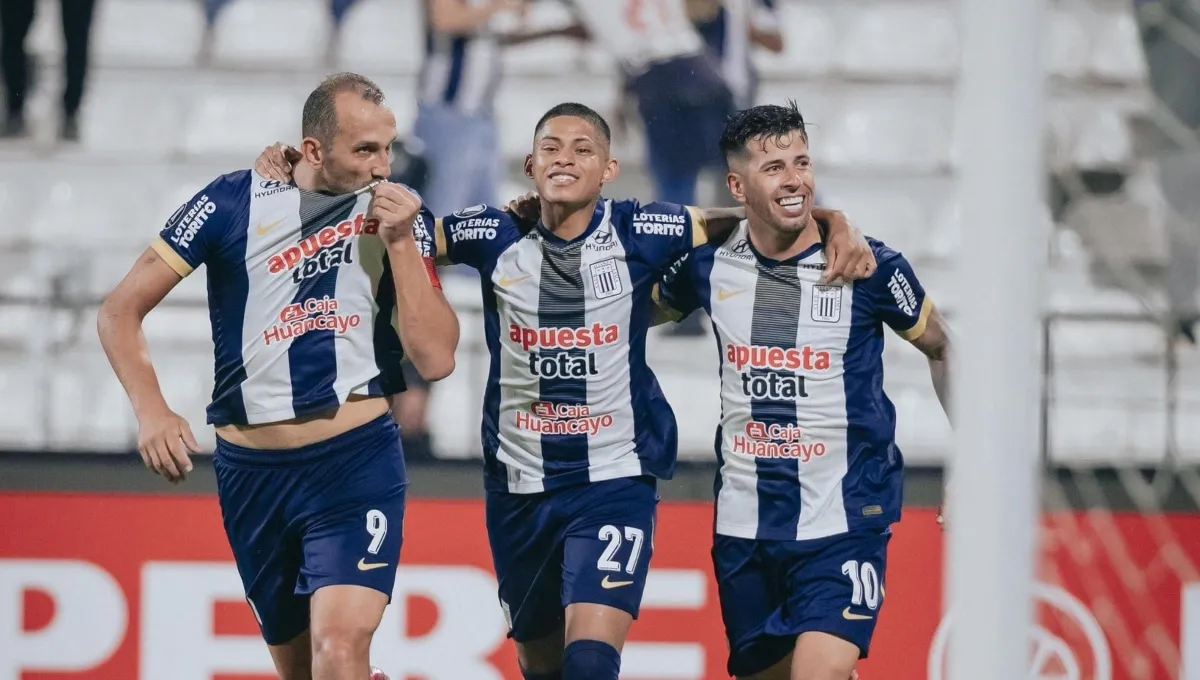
[540,197,599,240]
[293,164,321,193]
[747,215,821,261]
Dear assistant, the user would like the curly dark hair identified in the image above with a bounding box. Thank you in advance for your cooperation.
[720,100,809,164]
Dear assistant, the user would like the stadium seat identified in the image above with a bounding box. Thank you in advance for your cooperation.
[46,349,140,450]
[815,181,928,255]
[27,0,63,61]
[337,0,423,75]
[1071,108,1134,169]
[181,87,302,157]
[94,0,206,68]
[210,0,331,70]
[821,92,953,172]
[1045,7,1090,80]
[1090,8,1147,83]
[752,3,835,79]
[0,355,43,447]
[837,3,958,80]
[79,73,186,157]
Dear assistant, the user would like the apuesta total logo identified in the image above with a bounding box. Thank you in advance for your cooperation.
[927,583,1112,680]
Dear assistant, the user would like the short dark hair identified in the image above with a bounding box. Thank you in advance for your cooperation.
[720,100,809,164]
[302,72,386,145]
[534,102,611,143]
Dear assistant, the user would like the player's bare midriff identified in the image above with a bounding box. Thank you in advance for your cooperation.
[215,394,391,450]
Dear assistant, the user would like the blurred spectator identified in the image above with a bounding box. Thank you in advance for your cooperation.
[1136,0,1200,341]
[565,0,734,207]
[690,0,782,111]
[0,0,95,140]
[416,0,584,217]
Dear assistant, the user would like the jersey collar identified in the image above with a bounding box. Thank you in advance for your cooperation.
[535,199,608,246]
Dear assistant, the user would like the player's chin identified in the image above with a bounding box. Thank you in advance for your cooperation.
[539,184,589,205]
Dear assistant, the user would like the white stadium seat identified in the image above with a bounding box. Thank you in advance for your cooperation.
[1045,7,1091,80]
[181,88,301,157]
[337,0,424,75]
[211,0,330,70]
[821,93,953,172]
[837,4,958,80]
[1090,8,1147,83]
[752,3,835,79]
[94,0,206,68]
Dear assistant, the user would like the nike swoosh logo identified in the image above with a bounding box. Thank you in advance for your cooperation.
[357,558,389,572]
[601,575,634,589]
[255,218,285,236]
[499,274,531,288]
[716,288,745,301]
[842,607,873,621]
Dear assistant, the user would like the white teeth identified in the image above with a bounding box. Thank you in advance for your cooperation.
[778,196,805,207]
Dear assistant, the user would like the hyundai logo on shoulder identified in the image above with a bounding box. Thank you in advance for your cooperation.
[260,180,283,189]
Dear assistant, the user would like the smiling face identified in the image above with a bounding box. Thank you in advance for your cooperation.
[726,128,815,237]
[524,114,619,208]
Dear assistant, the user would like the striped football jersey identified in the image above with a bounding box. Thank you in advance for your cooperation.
[659,221,932,541]
[152,170,437,427]
[433,199,709,494]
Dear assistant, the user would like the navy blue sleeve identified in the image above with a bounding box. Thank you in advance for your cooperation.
[656,250,704,321]
[618,200,706,272]
[433,204,519,271]
[859,241,931,340]
[153,171,250,276]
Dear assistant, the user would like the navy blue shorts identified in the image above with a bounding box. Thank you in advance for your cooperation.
[713,528,892,678]
[486,476,659,642]
[213,414,407,645]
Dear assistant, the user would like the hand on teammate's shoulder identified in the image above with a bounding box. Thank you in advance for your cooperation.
[504,192,541,227]
[255,142,300,183]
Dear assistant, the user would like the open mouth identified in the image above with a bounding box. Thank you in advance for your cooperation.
[548,172,578,187]
[775,195,806,215]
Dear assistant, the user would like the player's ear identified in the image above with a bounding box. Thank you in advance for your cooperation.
[524,154,534,180]
[601,157,620,186]
[300,137,324,166]
[727,172,747,204]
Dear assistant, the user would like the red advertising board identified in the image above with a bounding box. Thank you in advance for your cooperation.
[0,493,1196,680]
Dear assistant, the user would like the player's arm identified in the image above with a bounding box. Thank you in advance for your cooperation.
[97,186,232,483]
[689,206,877,284]
[870,249,951,420]
[429,0,522,35]
[905,304,952,420]
[650,252,701,327]
[372,184,460,381]
[749,0,784,53]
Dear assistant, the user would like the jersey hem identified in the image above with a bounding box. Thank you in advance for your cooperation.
[484,459,648,494]
[208,378,396,427]
[715,514,899,542]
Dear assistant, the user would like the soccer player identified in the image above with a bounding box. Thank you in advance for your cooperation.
[654,102,952,680]
[97,73,458,680]
[254,101,876,680]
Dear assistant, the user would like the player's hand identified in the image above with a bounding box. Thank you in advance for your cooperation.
[818,209,876,284]
[255,142,301,183]
[504,191,541,225]
[136,408,201,484]
[370,182,423,247]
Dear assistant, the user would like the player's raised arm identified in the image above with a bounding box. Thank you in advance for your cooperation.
[371,182,460,381]
[97,185,234,484]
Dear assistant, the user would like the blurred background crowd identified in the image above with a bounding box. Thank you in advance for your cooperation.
[0,0,1197,471]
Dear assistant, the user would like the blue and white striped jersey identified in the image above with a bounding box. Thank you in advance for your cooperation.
[433,199,709,494]
[660,221,932,541]
[152,170,437,427]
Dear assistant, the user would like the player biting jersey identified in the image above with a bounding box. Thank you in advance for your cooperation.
[254,101,876,680]
[97,73,458,680]
[655,102,953,680]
